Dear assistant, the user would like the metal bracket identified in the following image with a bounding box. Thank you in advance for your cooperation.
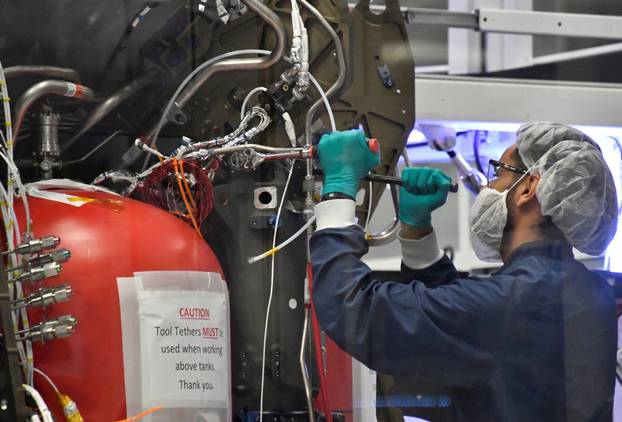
[367,5,622,41]
[479,8,622,40]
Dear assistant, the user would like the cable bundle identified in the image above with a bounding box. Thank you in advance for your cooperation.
[134,158,218,234]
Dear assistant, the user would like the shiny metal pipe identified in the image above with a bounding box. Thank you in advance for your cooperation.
[13,80,95,143]
[205,143,303,156]
[367,175,401,247]
[175,0,287,110]
[63,78,151,151]
[4,66,80,83]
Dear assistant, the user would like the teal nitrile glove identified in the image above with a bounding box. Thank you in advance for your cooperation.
[399,167,452,228]
[318,129,380,199]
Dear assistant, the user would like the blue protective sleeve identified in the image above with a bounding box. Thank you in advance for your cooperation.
[311,226,511,387]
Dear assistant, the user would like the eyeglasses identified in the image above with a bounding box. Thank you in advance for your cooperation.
[487,159,527,186]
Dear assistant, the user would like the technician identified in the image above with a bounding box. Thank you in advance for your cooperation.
[311,122,619,421]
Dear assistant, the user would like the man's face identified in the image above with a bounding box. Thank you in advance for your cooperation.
[488,145,525,193]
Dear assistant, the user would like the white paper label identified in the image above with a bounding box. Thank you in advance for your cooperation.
[138,290,229,408]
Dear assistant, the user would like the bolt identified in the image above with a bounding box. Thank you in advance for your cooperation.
[0,399,7,411]
[396,89,401,94]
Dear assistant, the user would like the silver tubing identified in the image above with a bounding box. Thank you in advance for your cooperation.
[64,77,151,151]
[4,66,80,83]
[13,80,95,143]
[300,308,315,422]
[175,0,287,110]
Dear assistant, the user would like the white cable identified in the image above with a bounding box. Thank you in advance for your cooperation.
[0,183,29,382]
[23,384,53,422]
[0,60,33,383]
[259,163,295,422]
[282,112,296,147]
[0,150,31,235]
[240,86,268,120]
[33,367,60,394]
[308,73,336,132]
[248,215,316,265]
[248,70,332,265]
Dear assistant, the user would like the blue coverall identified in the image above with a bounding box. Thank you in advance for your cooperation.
[311,226,616,421]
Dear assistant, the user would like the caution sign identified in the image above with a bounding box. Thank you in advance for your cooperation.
[118,271,231,421]
[139,291,229,406]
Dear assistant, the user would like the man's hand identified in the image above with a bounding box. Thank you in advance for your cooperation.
[400,167,451,229]
[318,130,380,199]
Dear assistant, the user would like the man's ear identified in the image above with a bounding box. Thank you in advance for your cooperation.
[515,174,540,208]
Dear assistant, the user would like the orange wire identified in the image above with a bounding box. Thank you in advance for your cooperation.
[179,159,198,214]
[172,159,201,235]
[115,406,164,422]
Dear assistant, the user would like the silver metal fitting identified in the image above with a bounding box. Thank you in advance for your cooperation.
[12,284,73,309]
[4,236,61,256]
[14,262,61,283]
[6,248,71,272]
[17,315,77,343]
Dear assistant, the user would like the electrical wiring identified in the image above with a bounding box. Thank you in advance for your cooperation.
[116,406,164,422]
[33,367,59,394]
[0,59,35,387]
[134,158,217,232]
[22,384,53,422]
[172,159,201,234]
[0,181,33,386]
[247,215,316,264]
[240,86,267,119]
[259,162,295,422]
[0,149,31,235]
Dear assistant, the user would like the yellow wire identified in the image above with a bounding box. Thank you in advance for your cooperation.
[116,406,164,422]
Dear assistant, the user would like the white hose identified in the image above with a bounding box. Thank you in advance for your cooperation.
[308,73,336,131]
[23,384,53,422]
[259,163,294,422]
[248,215,316,264]
[240,86,268,119]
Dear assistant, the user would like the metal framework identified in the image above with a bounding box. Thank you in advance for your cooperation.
[415,75,622,135]
[350,3,622,41]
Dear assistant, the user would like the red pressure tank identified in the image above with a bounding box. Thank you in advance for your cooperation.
[11,189,223,421]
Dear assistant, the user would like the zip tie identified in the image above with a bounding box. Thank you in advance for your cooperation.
[2,97,10,102]
[4,121,11,127]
